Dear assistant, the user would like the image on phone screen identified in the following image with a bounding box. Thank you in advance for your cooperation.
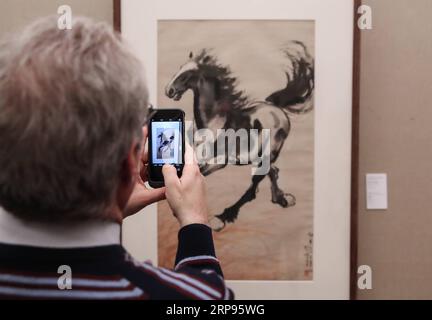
[151,120,182,165]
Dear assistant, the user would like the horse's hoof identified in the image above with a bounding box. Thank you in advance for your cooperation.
[281,198,289,208]
[209,216,226,232]
[286,193,296,207]
[272,193,296,208]
[272,198,288,208]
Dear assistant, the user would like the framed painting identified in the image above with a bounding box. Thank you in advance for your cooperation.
[119,0,356,299]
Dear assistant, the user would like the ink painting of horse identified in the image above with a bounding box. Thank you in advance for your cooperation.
[157,20,315,280]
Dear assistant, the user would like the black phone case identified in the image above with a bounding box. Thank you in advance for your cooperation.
[148,179,165,188]
[148,109,185,189]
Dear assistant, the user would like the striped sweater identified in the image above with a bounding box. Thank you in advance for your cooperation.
[0,223,234,300]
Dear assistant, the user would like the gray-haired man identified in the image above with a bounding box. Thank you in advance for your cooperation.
[0,16,233,300]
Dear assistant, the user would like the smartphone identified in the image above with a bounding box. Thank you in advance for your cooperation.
[148,109,185,188]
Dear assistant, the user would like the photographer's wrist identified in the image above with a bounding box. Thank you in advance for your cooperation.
[178,215,209,228]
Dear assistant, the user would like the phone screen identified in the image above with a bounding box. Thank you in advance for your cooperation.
[148,109,184,187]
[151,120,182,165]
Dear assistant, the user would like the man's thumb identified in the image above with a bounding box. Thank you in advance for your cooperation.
[162,164,179,187]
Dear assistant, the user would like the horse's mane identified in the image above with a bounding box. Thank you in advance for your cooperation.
[194,49,249,111]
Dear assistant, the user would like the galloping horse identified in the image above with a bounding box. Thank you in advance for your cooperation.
[165,41,314,231]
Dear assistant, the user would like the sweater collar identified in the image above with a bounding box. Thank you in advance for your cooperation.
[0,208,121,248]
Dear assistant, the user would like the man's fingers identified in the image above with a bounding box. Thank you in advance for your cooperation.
[140,147,149,180]
[142,186,166,204]
[140,164,148,183]
[140,126,148,164]
[124,184,166,217]
[184,143,196,165]
[162,164,180,188]
[142,126,148,144]
[142,146,149,163]
[182,144,201,179]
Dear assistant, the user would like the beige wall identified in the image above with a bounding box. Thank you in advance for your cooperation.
[0,0,113,38]
[357,0,432,299]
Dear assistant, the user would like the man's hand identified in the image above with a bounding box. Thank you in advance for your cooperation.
[162,145,209,228]
[123,128,166,218]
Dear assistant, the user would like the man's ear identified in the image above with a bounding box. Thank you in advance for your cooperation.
[120,126,148,186]
[117,130,145,212]
[124,137,143,183]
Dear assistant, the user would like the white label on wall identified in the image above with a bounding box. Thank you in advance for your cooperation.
[366,174,388,210]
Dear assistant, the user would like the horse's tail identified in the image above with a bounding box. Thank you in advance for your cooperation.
[265,41,314,115]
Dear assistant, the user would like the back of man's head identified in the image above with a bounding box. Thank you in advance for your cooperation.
[0,16,148,222]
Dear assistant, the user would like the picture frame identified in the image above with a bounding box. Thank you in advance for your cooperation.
[350,0,361,300]
[116,0,358,299]
[113,0,121,32]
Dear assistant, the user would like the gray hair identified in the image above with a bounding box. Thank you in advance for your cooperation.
[0,16,149,221]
